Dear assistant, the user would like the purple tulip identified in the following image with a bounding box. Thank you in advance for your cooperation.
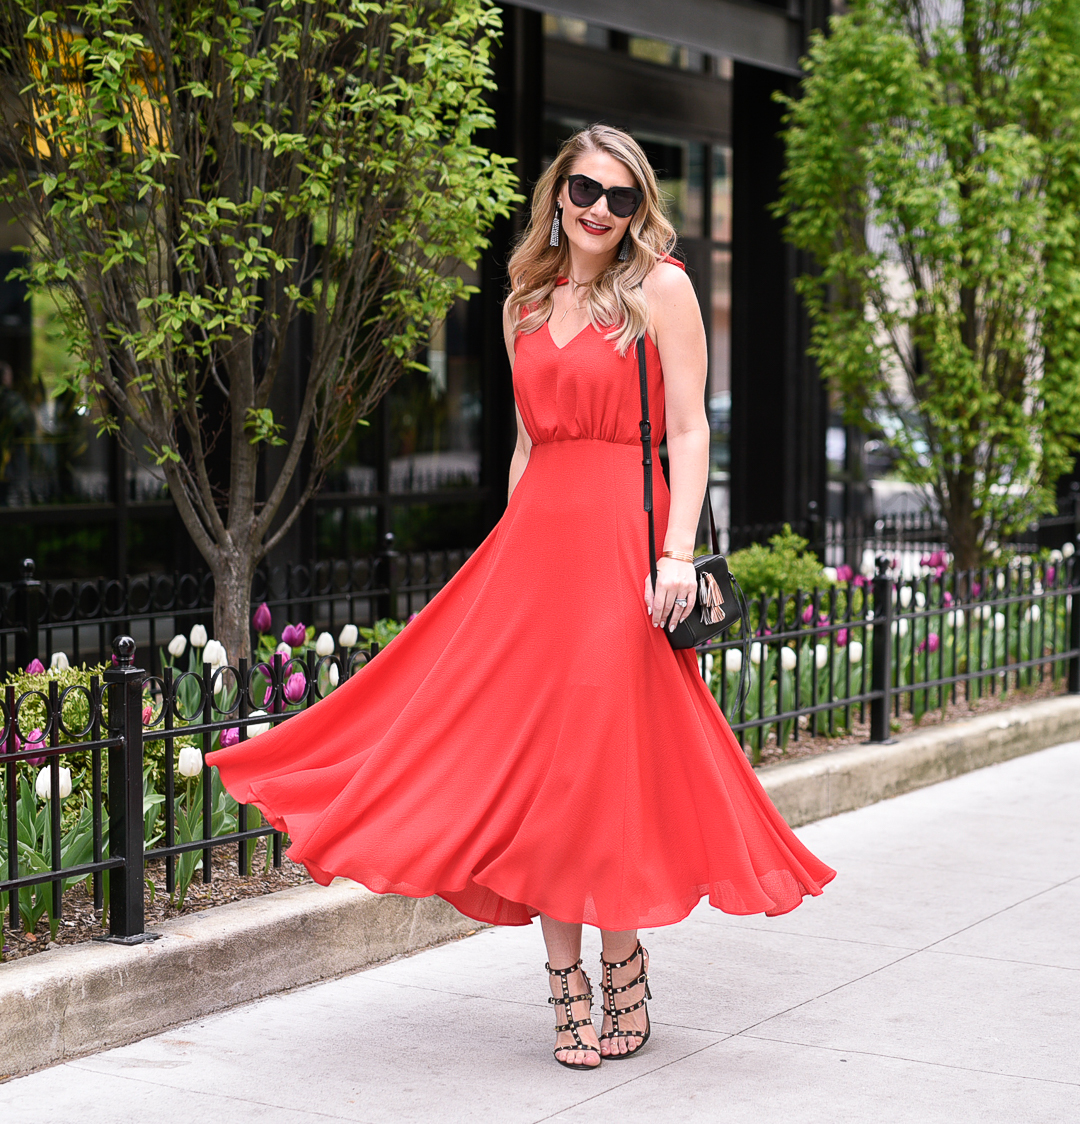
[219,727,240,748]
[25,727,47,765]
[252,602,272,633]
[283,671,307,703]
[1046,565,1056,584]
[25,658,45,675]
[281,622,306,648]
[972,582,981,598]
[836,564,854,583]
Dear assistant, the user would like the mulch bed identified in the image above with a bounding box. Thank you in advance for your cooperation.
[2,837,312,964]
[3,678,1070,964]
[749,676,1067,767]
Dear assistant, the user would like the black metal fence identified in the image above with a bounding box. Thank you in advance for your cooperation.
[698,555,1080,761]
[4,540,1080,944]
[2,636,380,943]
[0,537,473,678]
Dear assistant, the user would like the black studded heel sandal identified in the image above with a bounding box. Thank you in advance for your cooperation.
[599,941,652,1060]
[547,958,601,1070]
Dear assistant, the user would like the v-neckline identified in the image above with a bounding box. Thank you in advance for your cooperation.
[546,319,592,352]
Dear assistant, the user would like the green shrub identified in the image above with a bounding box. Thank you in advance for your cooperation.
[725,526,834,600]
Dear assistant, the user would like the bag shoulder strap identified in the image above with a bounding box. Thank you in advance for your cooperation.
[637,335,659,593]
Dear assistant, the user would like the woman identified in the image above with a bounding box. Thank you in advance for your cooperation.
[208,124,835,1072]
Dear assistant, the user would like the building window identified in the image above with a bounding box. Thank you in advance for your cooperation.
[627,37,706,73]
[541,15,608,49]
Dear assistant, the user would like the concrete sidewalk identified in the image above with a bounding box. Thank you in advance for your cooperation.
[3,742,1078,1123]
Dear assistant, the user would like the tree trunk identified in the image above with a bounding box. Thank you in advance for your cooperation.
[212,553,257,667]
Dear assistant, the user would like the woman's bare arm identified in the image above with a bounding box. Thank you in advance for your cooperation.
[642,262,710,629]
[503,298,532,501]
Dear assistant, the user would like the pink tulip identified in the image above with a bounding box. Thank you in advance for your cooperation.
[252,602,272,633]
[854,574,868,588]
[801,605,815,624]
[142,704,154,725]
[836,564,854,583]
[972,582,981,598]
[943,591,953,606]
[407,612,419,623]
[917,632,941,654]
[25,659,45,675]
[836,628,848,647]
[283,671,307,703]
[1046,566,1056,584]
[219,727,240,748]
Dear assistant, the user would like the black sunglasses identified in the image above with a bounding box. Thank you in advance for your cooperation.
[565,173,643,219]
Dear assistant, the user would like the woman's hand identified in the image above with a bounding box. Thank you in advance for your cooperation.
[644,557,697,632]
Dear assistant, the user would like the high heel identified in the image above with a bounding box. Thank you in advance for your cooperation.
[599,941,652,1059]
[547,959,601,1070]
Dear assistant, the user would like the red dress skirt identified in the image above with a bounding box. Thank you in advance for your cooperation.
[208,319,835,929]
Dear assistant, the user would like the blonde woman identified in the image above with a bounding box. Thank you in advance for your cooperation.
[209,124,835,1072]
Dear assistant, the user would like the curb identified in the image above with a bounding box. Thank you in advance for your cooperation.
[4,693,1080,1078]
[1,881,476,1078]
[757,693,1080,827]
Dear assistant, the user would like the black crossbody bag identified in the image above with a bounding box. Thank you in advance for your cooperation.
[636,335,750,705]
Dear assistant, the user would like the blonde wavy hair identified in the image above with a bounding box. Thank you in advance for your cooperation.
[507,124,677,355]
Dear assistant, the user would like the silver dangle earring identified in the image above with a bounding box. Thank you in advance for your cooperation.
[549,204,562,248]
[617,230,632,261]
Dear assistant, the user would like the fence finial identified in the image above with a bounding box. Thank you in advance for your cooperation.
[875,555,892,578]
[21,558,35,580]
[113,635,136,667]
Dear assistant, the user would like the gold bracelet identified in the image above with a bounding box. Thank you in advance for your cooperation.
[661,550,694,563]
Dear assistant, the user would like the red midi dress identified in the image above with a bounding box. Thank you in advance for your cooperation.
[208,308,836,930]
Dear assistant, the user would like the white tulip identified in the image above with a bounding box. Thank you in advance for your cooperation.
[328,663,340,687]
[1069,596,1074,612]
[995,572,1006,590]
[780,647,797,671]
[891,619,909,637]
[822,567,838,583]
[724,648,742,674]
[176,745,203,777]
[865,609,875,622]
[814,644,829,669]
[946,610,959,629]
[1049,549,1063,564]
[315,632,335,657]
[49,650,69,671]
[36,766,72,800]
[246,709,272,737]
[276,641,292,658]
[1025,605,1041,623]
[167,633,187,658]
[994,612,1006,631]
[979,604,993,621]
[914,591,926,608]
[202,639,227,669]
[189,624,208,648]
[749,642,763,665]
[701,653,714,682]
[899,587,913,608]
[1062,542,1075,558]
[847,641,864,664]
[338,624,359,648]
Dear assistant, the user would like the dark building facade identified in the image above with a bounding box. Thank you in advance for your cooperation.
[0,1,832,580]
